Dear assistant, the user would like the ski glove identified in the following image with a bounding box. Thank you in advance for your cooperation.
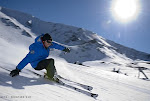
[63,47,70,53]
[10,68,21,77]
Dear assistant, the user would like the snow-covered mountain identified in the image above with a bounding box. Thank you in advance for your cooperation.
[1,7,150,63]
[0,7,150,101]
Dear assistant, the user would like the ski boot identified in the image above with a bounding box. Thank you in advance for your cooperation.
[44,72,60,83]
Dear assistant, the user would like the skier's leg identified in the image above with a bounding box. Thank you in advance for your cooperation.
[34,59,50,70]
[35,58,57,79]
[45,58,56,79]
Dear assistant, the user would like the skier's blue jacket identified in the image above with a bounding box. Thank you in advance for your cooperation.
[16,34,65,70]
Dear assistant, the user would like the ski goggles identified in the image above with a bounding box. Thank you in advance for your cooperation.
[46,40,52,43]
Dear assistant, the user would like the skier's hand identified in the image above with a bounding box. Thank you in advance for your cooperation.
[63,47,70,53]
[10,68,21,77]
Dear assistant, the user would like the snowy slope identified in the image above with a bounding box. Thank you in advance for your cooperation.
[0,7,150,101]
[1,60,150,101]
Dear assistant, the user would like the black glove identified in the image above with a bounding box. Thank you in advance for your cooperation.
[63,47,70,53]
[10,68,21,77]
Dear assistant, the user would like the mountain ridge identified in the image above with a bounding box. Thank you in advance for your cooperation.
[0,6,150,63]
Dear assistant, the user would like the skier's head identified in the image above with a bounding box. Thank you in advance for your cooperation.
[42,33,52,41]
[42,33,52,48]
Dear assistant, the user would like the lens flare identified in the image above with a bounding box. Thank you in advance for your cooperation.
[111,0,140,23]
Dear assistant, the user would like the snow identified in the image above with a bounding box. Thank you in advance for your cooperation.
[0,6,150,101]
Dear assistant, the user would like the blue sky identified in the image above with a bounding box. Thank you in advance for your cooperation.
[0,0,150,54]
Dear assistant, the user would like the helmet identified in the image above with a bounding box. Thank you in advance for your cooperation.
[42,33,52,41]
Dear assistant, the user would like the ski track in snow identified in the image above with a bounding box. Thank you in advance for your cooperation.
[85,70,150,95]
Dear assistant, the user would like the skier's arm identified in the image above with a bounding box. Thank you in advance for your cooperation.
[50,42,65,50]
[16,43,39,70]
[10,51,38,77]
[50,42,70,53]
[16,53,34,70]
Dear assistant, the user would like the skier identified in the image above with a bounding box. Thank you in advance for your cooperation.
[10,33,70,81]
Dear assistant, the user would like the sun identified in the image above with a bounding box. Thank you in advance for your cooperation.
[111,0,140,23]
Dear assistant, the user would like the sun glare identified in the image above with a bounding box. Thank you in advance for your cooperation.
[111,0,140,23]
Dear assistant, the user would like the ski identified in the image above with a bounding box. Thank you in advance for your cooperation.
[27,69,93,91]
[56,74,93,91]
[26,69,98,98]
[57,80,98,98]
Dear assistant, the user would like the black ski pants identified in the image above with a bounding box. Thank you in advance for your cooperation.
[34,58,56,78]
